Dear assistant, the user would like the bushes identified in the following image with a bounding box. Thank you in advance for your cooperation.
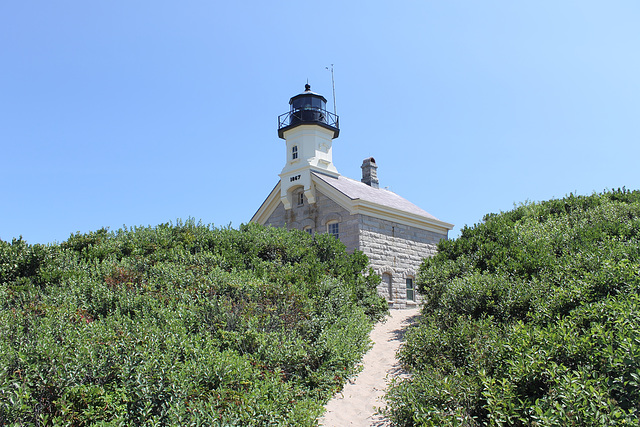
[0,221,387,425]
[387,189,640,426]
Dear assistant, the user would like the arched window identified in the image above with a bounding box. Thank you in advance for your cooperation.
[382,273,393,300]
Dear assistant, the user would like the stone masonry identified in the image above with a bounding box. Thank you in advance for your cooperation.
[263,187,447,308]
[358,215,444,307]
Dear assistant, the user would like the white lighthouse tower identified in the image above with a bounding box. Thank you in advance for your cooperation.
[277,84,340,209]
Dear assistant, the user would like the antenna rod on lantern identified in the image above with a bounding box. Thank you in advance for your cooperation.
[326,64,337,115]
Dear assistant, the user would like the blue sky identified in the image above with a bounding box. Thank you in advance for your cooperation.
[2,1,639,244]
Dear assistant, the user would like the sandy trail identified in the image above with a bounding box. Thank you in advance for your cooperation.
[319,308,421,426]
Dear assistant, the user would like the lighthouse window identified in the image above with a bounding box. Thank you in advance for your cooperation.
[292,145,298,160]
[292,98,304,109]
[292,97,325,111]
[297,192,304,206]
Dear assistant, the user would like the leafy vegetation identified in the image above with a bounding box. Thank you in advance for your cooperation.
[387,189,640,426]
[0,221,387,426]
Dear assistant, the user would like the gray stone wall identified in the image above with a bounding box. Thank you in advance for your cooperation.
[357,215,447,308]
[261,188,448,309]
[262,188,359,251]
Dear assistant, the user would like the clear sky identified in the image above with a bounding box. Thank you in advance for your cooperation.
[2,1,639,244]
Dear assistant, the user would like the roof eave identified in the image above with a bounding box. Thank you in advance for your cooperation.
[312,173,454,234]
[353,199,454,234]
[251,182,282,224]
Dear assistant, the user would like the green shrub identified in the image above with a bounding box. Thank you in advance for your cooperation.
[0,220,387,425]
[387,189,640,426]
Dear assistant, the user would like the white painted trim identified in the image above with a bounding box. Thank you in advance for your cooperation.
[355,201,453,234]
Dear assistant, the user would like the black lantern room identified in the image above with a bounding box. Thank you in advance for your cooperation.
[277,84,339,139]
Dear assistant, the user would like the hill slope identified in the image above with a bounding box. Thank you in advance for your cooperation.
[0,221,387,426]
[387,189,640,426]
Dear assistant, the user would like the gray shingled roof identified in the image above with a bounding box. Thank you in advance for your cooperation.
[312,172,441,221]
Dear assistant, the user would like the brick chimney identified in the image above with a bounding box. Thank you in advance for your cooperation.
[361,157,379,188]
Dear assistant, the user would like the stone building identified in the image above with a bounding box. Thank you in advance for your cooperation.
[252,85,453,308]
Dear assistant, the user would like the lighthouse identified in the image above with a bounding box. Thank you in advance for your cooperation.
[276,84,339,209]
[253,84,453,307]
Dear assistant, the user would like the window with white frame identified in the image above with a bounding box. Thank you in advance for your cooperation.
[297,192,304,206]
[406,277,415,301]
[292,145,298,160]
[327,221,339,239]
[304,226,313,235]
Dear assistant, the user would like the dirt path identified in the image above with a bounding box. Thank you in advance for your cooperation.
[319,308,420,426]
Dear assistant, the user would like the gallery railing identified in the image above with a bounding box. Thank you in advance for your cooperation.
[278,108,339,131]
